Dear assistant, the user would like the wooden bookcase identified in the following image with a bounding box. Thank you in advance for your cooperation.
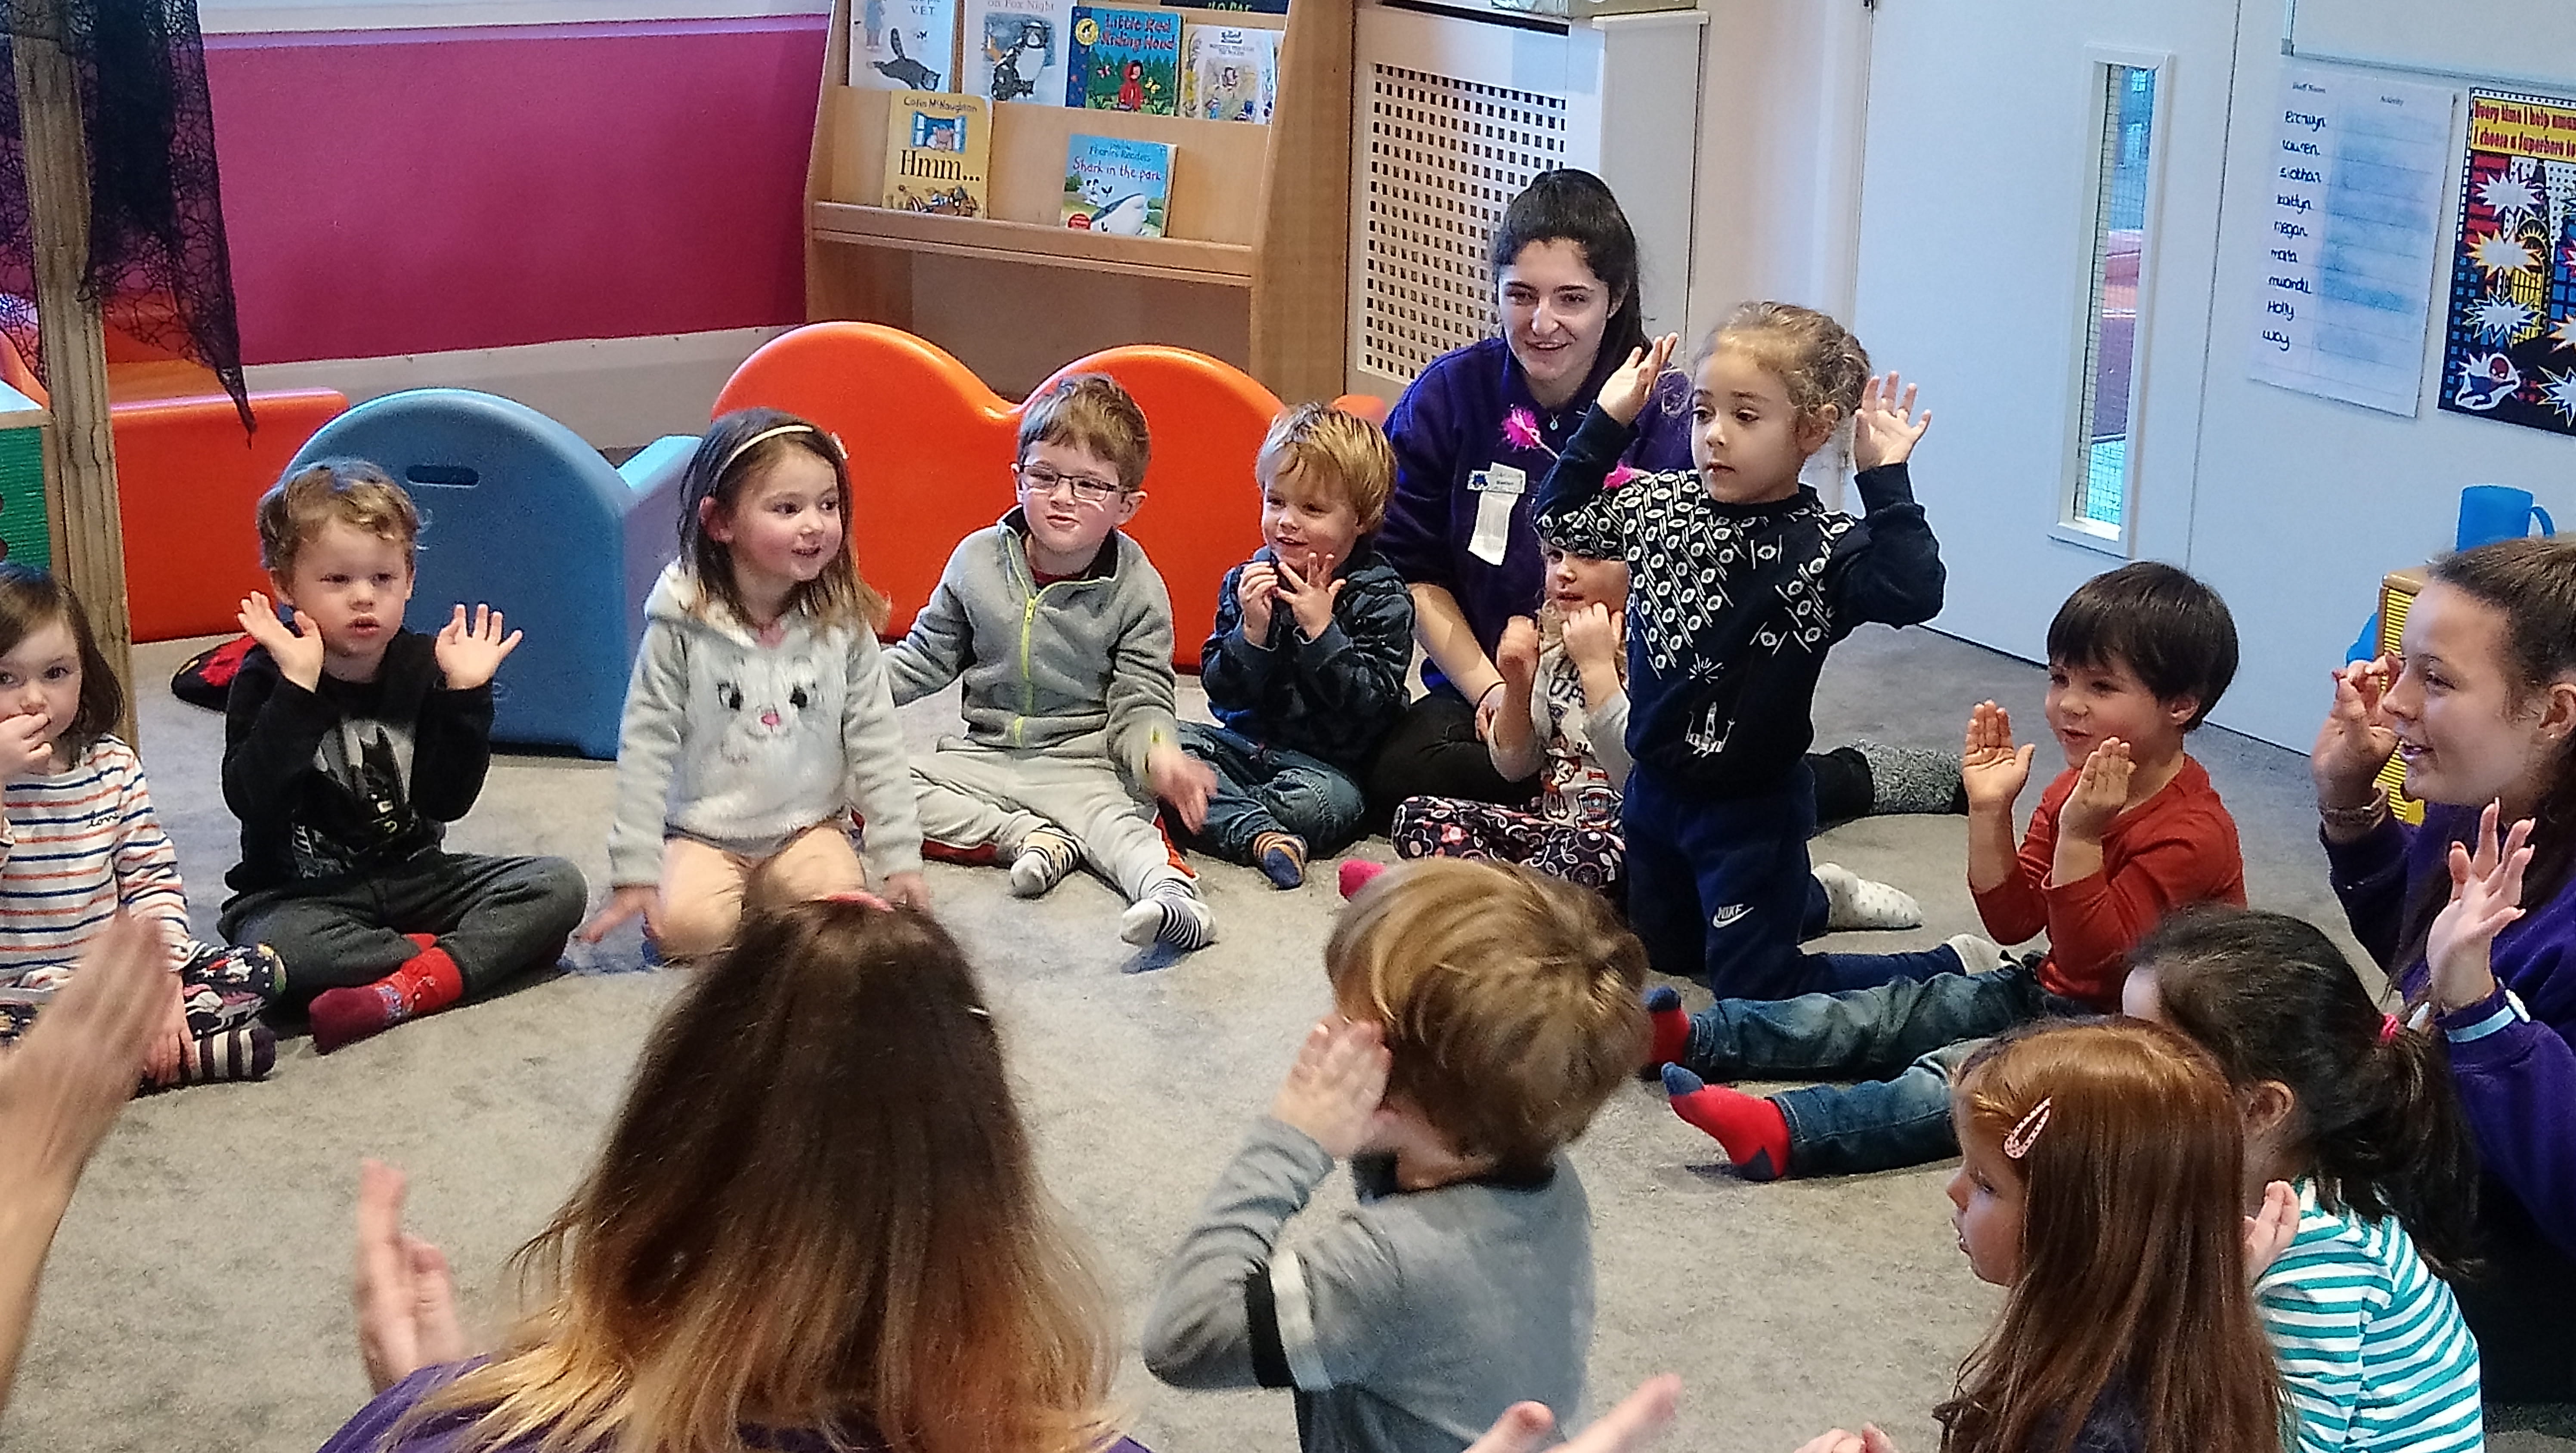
[804,0,1353,402]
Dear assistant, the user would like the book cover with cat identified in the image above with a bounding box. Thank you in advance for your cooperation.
[1061,133,1172,236]
[1062,5,1180,114]
[851,0,960,91]
[1178,22,1277,122]
[881,90,991,215]
[965,0,1075,104]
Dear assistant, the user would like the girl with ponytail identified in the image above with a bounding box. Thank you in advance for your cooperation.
[2125,906,2483,1451]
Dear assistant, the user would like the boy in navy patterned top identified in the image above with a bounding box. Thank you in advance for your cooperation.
[1535,304,1944,999]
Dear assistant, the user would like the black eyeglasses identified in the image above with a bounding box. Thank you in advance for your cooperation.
[1015,462,1127,506]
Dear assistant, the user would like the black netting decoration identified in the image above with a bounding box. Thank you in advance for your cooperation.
[0,0,250,430]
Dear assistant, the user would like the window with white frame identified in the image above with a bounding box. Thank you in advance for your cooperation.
[2063,57,2162,548]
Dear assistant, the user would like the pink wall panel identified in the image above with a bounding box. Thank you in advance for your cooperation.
[204,17,827,365]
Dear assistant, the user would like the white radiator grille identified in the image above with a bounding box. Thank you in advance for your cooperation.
[1358,63,1567,382]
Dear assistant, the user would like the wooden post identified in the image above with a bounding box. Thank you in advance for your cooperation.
[12,0,137,744]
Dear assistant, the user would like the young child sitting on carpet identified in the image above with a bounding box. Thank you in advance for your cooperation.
[1143,859,1645,1453]
[0,566,279,1085]
[582,408,929,958]
[884,374,1220,950]
[2124,907,2483,1453]
[222,461,586,1053]
[1183,403,1412,889]
[1649,561,2245,1180]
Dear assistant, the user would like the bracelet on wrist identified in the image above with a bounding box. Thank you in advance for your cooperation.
[2317,788,2388,833]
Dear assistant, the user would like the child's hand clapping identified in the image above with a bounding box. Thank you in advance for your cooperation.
[0,708,54,781]
[2427,799,2532,1014]
[2312,654,2399,814]
[1147,741,1217,833]
[352,1160,468,1395]
[235,590,327,692]
[433,604,523,692]
[2056,738,2133,844]
[1561,603,1621,679]
[1959,702,2035,814]
[1597,334,1678,427]
[1237,562,1279,643]
[1269,1015,1391,1160]
[1792,1427,1901,1453]
[1850,374,1930,471]
[1274,553,1344,641]
[2243,1179,2300,1283]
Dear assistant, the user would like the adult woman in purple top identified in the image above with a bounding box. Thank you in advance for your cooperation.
[1367,170,1955,826]
[2311,538,2576,1402]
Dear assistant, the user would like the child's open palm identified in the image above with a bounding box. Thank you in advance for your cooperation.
[236,590,327,691]
[2428,800,2532,1013]
[352,1159,468,1394]
[1275,553,1344,640]
[2056,738,2133,843]
[434,605,522,691]
[1850,374,1931,471]
[1959,701,2034,813]
[1598,334,1678,426]
[1269,1016,1391,1160]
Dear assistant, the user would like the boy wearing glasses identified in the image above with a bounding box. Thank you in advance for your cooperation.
[885,374,1223,950]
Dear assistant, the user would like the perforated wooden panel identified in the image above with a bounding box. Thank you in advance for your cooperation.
[1357,63,1567,383]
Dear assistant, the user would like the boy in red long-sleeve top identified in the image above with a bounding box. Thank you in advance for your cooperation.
[1641,563,2242,1178]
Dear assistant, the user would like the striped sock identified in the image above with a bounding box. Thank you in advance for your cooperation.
[1119,886,1215,950]
[172,1024,278,1085]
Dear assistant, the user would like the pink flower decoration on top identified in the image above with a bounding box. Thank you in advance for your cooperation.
[1604,463,1641,491]
[1502,407,1544,451]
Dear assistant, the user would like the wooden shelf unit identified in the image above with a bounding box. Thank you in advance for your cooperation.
[804,0,1352,401]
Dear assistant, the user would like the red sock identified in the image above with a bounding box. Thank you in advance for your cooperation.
[1338,859,1389,900]
[1646,995,1689,1072]
[1663,1067,1792,1181]
[309,937,464,1054]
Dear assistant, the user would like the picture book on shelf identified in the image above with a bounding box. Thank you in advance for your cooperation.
[1179,22,1277,122]
[1160,0,1288,13]
[1063,5,1180,114]
[965,0,1074,104]
[1061,133,1172,237]
[851,0,960,91]
[880,90,991,215]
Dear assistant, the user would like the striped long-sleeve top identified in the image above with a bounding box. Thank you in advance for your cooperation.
[0,736,190,984]
[2256,1178,2483,1453]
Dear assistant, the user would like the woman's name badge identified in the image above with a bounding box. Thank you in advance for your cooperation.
[1467,464,1528,566]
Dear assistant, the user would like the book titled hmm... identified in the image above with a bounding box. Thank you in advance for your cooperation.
[881,91,991,216]
[1064,5,1180,114]
[1062,133,1172,236]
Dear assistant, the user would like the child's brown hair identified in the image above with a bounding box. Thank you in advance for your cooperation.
[0,564,122,760]
[254,458,420,581]
[1703,301,1871,440]
[1018,374,1152,492]
[1941,1020,2282,1453]
[1256,403,1396,535]
[1326,859,1647,1175]
[680,408,890,632]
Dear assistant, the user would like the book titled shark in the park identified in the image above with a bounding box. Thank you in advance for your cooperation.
[851,0,960,91]
[1061,133,1172,237]
[1063,5,1180,114]
[965,0,1075,105]
[881,91,991,215]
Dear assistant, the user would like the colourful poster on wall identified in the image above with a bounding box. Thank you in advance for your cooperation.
[2438,89,2576,436]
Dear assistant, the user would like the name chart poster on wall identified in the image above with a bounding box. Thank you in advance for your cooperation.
[2439,90,2576,436]
[2248,65,2457,415]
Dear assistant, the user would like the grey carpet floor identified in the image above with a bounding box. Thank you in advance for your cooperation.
[6,628,2568,1453]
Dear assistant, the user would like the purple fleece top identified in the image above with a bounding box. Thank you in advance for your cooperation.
[2326,805,2576,1257]
[1378,336,1695,696]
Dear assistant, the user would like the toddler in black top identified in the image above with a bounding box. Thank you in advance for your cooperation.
[218,460,588,1053]
[1533,303,1944,999]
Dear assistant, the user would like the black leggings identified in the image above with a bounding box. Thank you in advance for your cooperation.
[2456,1180,2576,1403]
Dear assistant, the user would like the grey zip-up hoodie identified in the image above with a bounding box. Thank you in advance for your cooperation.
[606,562,925,888]
[884,509,1182,789]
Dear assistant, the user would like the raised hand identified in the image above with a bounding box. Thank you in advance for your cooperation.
[433,604,523,692]
[1148,742,1217,834]
[1960,701,2035,814]
[1496,616,1542,693]
[2243,1179,2300,1283]
[2056,737,2134,844]
[1274,553,1345,641]
[0,709,54,781]
[1851,373,1931,471]
[1237,562,1279,643]
[2313,656,2399,812]
[1468,1375,1681,1453]
[1598,334,1679,427]
[236,590,327,691]
[2427,800,2532,1013]
[1269,1016,1392,1159]
[0,913,165,1194]
[1561,603,1621,678]
[577,884,660,944]
[353,1160,468,1394]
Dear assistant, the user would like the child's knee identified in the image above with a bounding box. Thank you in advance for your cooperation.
[517,857,592,936]
[652,891,740,960]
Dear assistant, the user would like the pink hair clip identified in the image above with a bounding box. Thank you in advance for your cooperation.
[2379,1012,2402,1045]
[2002,1097,2053,1160]
[819,889,895,913]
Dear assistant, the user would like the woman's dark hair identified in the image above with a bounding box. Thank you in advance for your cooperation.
[2131,906,2481,1279]
[0,564,122,760]
[2425,538,2576,909]
[1490,169,1647,376]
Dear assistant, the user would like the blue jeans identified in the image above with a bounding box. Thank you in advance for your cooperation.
[1624,764,1830,999]
[1678,966,2079,1176]
[1811,943,1972,992]
[1179,722,1368,860]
